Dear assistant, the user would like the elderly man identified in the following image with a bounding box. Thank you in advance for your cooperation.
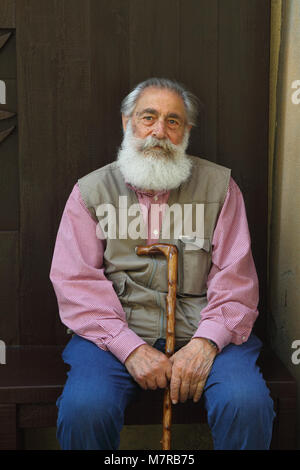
[50,78,275,450]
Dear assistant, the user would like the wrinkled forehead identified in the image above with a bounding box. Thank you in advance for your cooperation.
[134,87,187,120]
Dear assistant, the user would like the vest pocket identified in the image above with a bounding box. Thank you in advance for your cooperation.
[182,244,211,295]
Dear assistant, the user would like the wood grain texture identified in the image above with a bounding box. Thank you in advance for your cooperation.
[0,3,19,347]
[88,0,129,169]
[0,232,19,344]
[0,404,19,450]
[16,0,91,345]
[179,0,218,160]
[0,0,15,28]
[0,30,17,78]
[16,0,130,345]
[217,0,270,337]
[0,77,19,232]
[129,0,180,84]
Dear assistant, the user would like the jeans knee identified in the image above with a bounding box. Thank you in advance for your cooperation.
[206,377,275,449]
[57,390,121,431]
[56,391,124,450]
[216,377,275,424]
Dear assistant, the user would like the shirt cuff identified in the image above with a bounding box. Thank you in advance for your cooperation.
[105,327,147,364]
[193,319,233,352]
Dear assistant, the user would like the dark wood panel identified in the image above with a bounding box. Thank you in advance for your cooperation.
[129,0,180,85]
[16,0,130,345]
[217,0,271,339]
[18,403,58,428]
[0,0,15,29]
[179,0,218,160]
[0,404,19,450]
[0,232,19,344]
[0,77,18,231]
[0,29,16,78]
[0,27,18,230]
[0,125,18,230]
[129,0,219,159]
[16,0,92,345]
[88,0,129,169]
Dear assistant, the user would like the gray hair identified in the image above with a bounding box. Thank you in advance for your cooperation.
[121,78,200,127]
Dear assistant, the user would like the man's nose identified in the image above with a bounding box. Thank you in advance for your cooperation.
[152,119,167,139]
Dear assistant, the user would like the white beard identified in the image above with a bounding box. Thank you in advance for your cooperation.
[117,121,192,191]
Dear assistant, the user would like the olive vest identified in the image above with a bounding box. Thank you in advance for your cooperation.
[78,155,231,348]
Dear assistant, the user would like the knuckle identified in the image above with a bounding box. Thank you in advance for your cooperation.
[136,372,147,382]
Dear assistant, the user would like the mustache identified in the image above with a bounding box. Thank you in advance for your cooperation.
[138,136,176,155]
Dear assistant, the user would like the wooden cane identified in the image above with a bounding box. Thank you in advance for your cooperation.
[136,243,178,450]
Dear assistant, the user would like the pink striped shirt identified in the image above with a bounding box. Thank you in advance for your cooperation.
[50,177,259,363]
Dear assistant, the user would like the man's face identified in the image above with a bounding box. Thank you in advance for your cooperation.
[118,86,193,191]
[122,87,191,147]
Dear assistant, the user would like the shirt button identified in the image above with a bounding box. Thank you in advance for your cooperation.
[242,336,246,341]
[153,229,159,236]
[154,195,158,201]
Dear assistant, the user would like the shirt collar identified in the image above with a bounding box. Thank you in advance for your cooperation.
[125,182,169,198]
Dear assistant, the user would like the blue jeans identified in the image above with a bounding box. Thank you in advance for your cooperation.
[56,334,275,450]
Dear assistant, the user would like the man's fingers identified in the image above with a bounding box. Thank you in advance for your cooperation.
[178,381,190,403]
[188,372,205,399]
[193,380,206,403]
[166,363,172,382]
[188,380,197,400]
[156,373,168,389]
[170,374,181,404]
[125,344,173,391]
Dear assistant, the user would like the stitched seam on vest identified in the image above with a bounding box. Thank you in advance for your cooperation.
[155,291,164,338]
[147,256,158,289]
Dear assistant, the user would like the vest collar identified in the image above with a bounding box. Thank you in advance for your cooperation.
[125,182,170,199]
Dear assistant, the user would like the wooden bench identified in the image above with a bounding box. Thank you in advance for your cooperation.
[0,344,297,450]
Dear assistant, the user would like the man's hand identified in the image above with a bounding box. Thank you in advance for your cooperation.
[169,338,218,404]
[125,344,172,390]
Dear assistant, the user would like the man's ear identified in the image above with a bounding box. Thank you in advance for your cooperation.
[122,115,129,132]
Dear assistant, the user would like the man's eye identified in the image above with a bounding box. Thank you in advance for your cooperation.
[168,119,179,126]
[143,116,153,121]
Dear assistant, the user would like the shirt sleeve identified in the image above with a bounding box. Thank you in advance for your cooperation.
[193,177,259,352]
[49,183,146,363]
